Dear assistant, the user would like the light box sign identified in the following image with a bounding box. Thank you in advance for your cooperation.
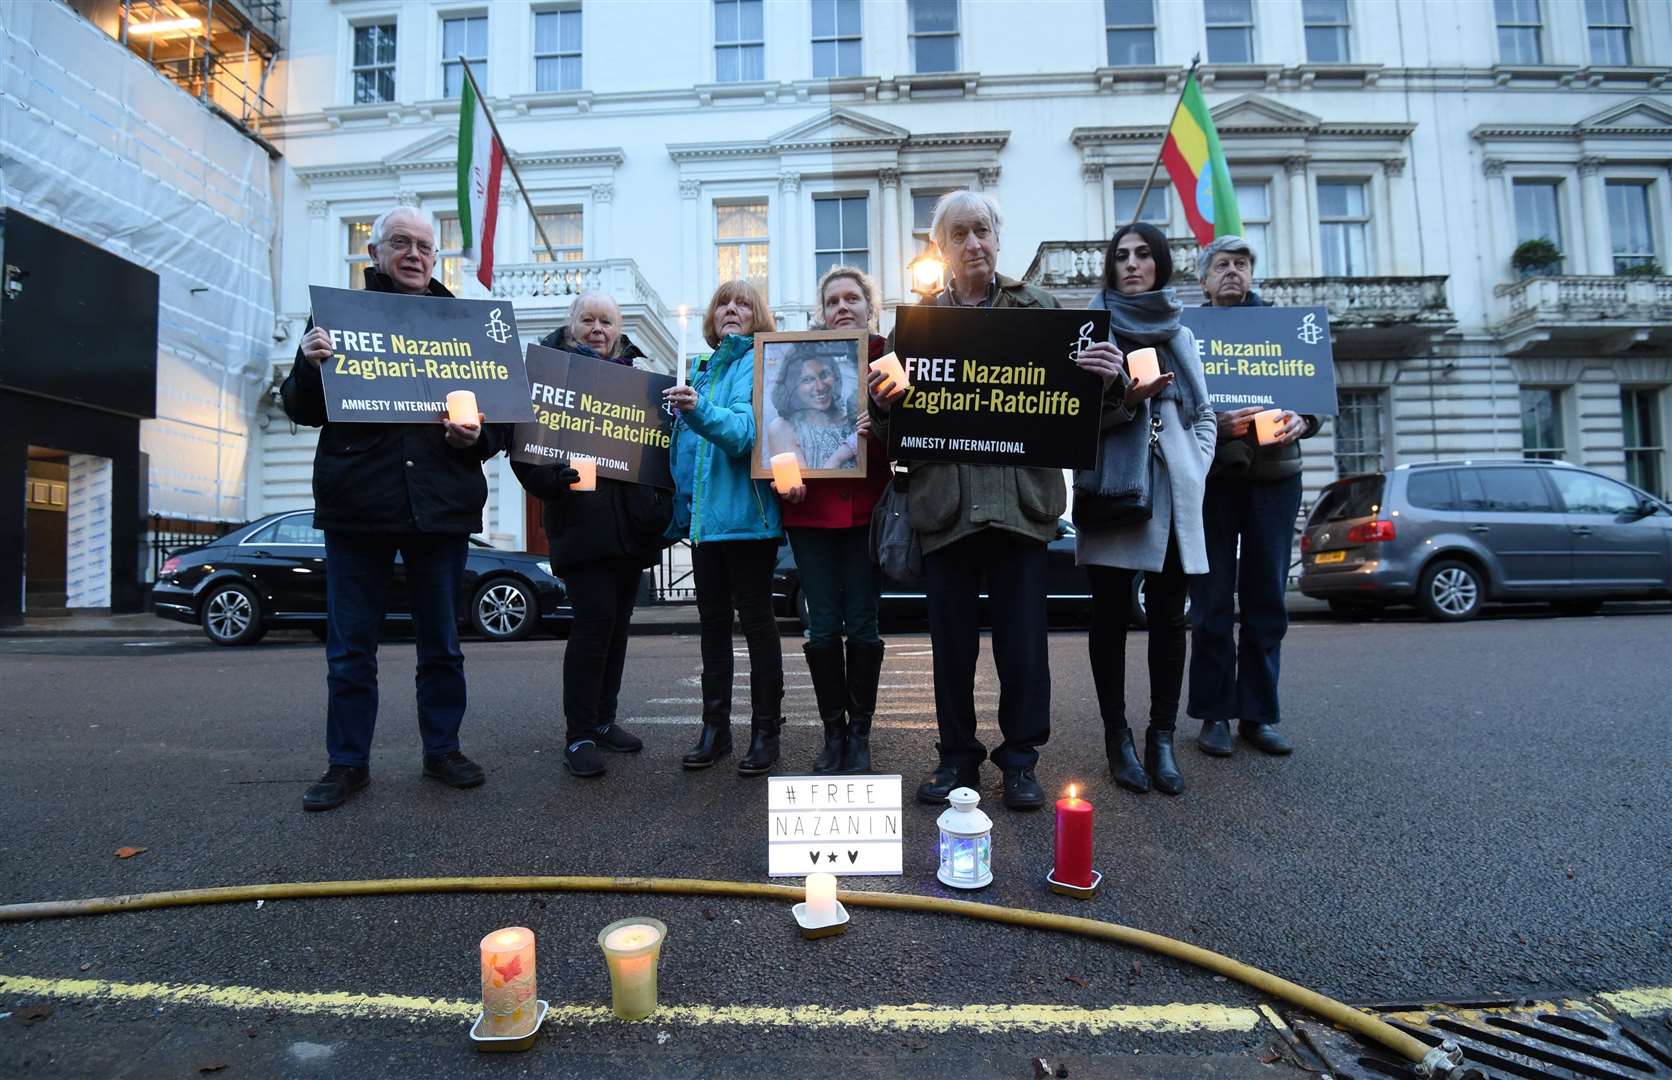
[767,775,903,877]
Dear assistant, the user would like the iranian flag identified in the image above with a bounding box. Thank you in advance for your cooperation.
[456,76,504,289]
[1161,73,1242,246]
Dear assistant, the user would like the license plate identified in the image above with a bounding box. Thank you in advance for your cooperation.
[1314,550,1347,565]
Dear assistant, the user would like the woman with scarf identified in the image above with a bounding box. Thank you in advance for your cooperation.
[774,266,892,774]
[512,292,672,778]
[1075,222,1216,796]
[663,280,785,777]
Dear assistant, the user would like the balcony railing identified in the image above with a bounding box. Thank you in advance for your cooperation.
[1492,273,1672,355]
[1026,238,1202,291]
[490,258,671,323]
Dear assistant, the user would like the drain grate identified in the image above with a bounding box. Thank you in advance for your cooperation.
[1290,999,1672,1080]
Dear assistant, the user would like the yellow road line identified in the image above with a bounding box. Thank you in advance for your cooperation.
[1599,986,1672,1017]
[0,974,1260,1034]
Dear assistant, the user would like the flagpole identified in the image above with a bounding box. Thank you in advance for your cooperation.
[458,56,562,265]
[1130,53,1201,226]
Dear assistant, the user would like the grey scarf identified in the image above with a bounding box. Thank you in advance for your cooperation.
[1089,286,1201,418]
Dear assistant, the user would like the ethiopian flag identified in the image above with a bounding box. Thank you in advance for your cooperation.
[456,76,504,289]
[1161,74,1241,246]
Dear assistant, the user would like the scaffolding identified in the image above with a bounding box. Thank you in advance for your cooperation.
[110,0,282,133]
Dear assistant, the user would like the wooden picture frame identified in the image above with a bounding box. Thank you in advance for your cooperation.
[751,329,869,481]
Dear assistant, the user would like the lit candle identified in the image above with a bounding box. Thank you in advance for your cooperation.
[1053,785,1095,889]
[805,872,838,925]
[1253,408,1286,446]
[446,389,479,426]
[479,926,538,1039]
[869,352,911,396]
[1125,347,1161,386]
[676,305,690,387]
[598,918,666,1021]
[569,457,597,492]
[770,451,803,494]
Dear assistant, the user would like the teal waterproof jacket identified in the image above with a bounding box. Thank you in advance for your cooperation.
[666,335,783,545]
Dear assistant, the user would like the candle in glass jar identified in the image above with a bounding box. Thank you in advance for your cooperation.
[599,918,666,1021]
[479,926,538,1038]
[569,457,597,492]
[770,452,803,494]
[869,352,911,396]
[1125,347,1161,386]
[1053,785,1094,889]
[446,389,479,426]
[1253,408,1286,446]
[805,872,839,924]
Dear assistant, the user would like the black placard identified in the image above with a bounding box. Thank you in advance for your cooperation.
[1178,305,1339,415]
[887,306,1107,469]
[308,286,535,423]
[510,344,675,489]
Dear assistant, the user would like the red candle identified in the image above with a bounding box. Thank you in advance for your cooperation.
[1053,784,1094,887]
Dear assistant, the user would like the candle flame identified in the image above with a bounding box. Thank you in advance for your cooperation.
[678,305,689,318]
[492,931,523,948]
[1067,784,1077,799]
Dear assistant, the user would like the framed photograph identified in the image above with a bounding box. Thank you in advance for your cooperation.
[751,330,869,481]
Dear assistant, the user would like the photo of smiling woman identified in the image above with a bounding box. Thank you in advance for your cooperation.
[760,337,866,475]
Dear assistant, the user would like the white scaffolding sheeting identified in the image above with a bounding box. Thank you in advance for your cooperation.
[0,0,275,522]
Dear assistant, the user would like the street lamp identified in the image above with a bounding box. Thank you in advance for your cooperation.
[908,251,946,299]
[935,786,993,889]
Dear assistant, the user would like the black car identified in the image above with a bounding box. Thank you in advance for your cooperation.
[771,519,1183,629]
[153,509,571,646]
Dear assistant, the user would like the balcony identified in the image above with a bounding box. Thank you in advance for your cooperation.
[489,259,677,371]
[1024,240,1455,356]
[1492,274,1672,356]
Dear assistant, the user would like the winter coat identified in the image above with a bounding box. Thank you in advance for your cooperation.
[280,269,507,535]
[880,274,1069,556]
[1074,325,1217,575]
[779,334,892,531]
[1204,290,1322,482]
[666,335,783,545]
[510,326,672,571]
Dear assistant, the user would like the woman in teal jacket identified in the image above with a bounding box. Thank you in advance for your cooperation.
[664,280,785,776]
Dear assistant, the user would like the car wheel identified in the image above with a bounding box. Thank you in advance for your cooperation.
[1416,559,1483,622]
[200,581,267,646]
[1130,573,1192,630]
[471,577,536,642]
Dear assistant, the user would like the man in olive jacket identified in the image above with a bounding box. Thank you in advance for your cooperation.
[884,191,1066,811]
[281,206,506,811]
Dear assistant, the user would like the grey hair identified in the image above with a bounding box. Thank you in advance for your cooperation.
[929,190,1003,253]
[568,290,620,322]
[1197,234,1257,281]
[368,206,430,249]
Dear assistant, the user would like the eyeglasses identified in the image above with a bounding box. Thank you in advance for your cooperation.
[383,234,436,257]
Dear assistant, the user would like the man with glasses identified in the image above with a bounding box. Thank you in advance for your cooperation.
[282,206,505,811]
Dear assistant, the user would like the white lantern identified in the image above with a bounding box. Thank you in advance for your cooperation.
[935,787,993,889]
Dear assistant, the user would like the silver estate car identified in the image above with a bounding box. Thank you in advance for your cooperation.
[1298,460,1672,621]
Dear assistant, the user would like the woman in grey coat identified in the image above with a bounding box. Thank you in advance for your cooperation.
[1075,222,1217,795]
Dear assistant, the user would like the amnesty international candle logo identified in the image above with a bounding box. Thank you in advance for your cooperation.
[308,286,535,423]
[511,345,675,489]
[1179,304,1339,415]
[887,305,1108,469]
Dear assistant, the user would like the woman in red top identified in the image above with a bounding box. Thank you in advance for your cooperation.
[779,266,892,773]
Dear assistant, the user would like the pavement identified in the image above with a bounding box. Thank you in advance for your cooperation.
[1,614,1669,1077]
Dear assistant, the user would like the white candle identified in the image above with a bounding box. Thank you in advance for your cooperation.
[677,305,690,386]
[1254,408,1286,446]
[805,873,838,924]
[770,452,803,493]
[569,457,597,491]
[446,389,479,425]
[1125,348,1160,386]
[479,926,538,1038]
[599,919,665,1021]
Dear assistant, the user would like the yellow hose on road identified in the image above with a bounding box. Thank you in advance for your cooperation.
[0,874,1436,1068]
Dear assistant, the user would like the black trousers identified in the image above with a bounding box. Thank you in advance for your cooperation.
[1086,536,1191,733]
[691,538,783,723]
[560,558,643,745]
[923,529,1050,771]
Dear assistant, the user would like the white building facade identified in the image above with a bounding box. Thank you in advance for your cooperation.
[255,0,1672,549]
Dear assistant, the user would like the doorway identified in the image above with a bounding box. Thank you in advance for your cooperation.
[24,446,113,613]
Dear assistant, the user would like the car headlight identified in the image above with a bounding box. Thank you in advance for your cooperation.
[535,560,553,578]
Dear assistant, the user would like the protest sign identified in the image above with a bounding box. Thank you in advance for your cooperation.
[511,344,675,489]
[309,286,534,423]
[1179,305,1339,415]
[767,774,903,877]
[887,306,1107,469]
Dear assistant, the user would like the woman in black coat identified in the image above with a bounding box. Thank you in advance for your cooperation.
[512,293,672,778]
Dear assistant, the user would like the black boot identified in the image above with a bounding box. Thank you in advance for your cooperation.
[737,659,783,776]
[1144,729,1183,795]
[803,640,848,774]
[682,671,733,770]
[1106,726,1150,794]
[842,638,884,774]
[738,717,781,775]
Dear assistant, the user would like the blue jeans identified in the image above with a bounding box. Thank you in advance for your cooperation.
[1188,472,1303,726]
[323,530,469,767]
[786,526,880,647]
